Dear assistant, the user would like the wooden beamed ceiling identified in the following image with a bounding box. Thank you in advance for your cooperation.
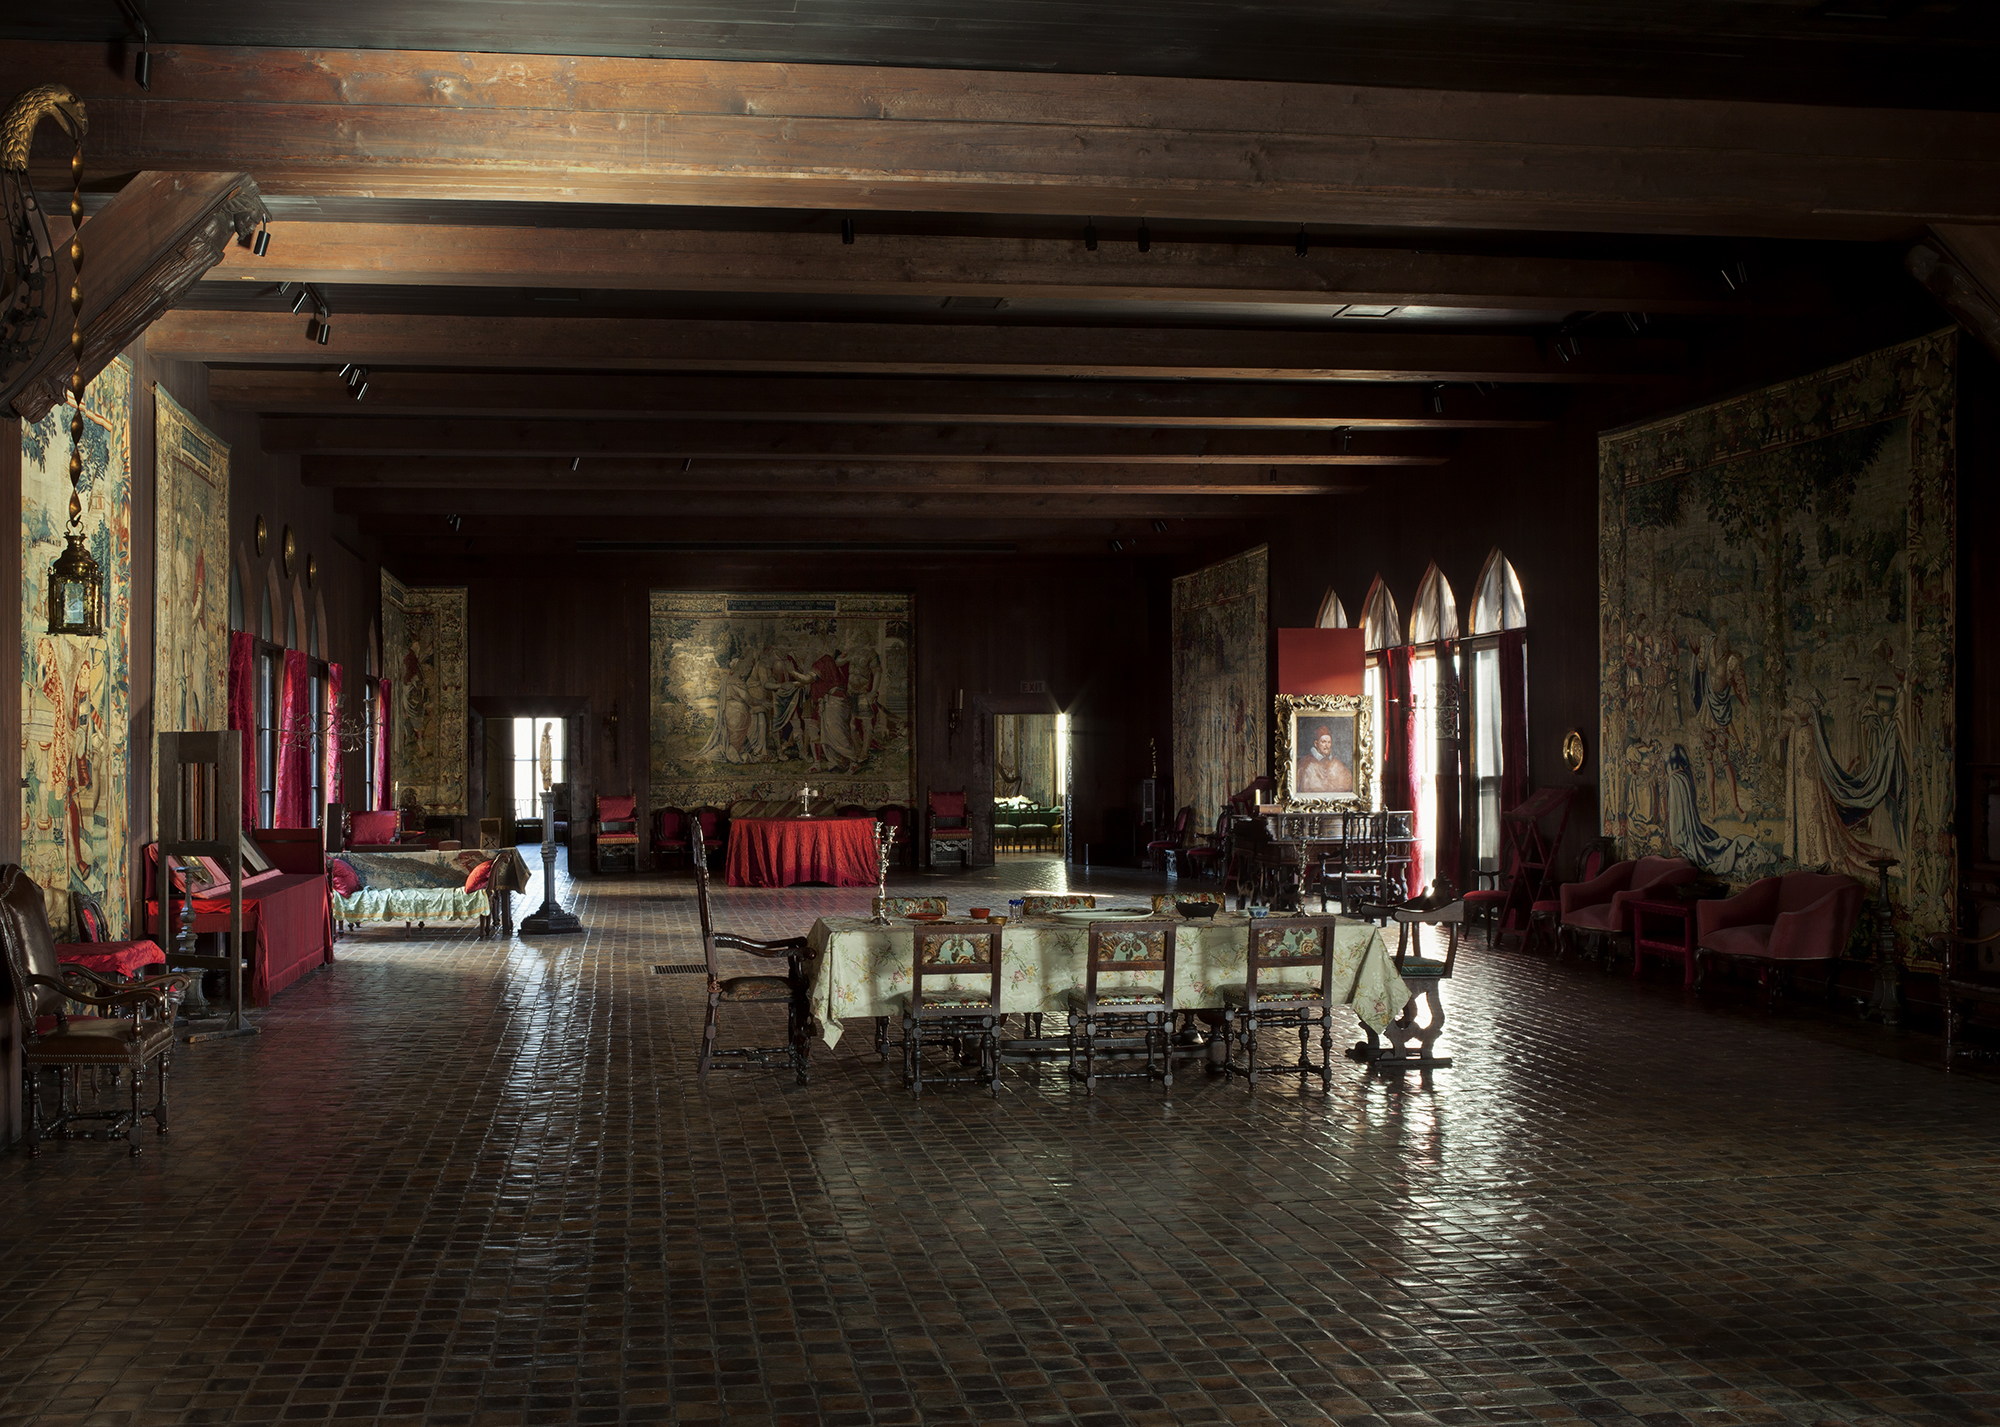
[5,36,1970,555]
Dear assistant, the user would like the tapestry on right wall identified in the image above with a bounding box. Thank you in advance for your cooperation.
[1172,545,1269,825]
[1599,330,1956,952]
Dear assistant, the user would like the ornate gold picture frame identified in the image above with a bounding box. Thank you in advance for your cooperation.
[1275,693,1372,811]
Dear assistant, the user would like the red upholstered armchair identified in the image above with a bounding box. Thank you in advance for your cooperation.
[652,807,690,870]
[927,791,972,869]
[1559,855,1696,958]
[1695,870,1864,1007]
[1147,805,1195,874]
[593,795,639,874]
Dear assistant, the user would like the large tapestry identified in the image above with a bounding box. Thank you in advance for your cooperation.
[21,358,133,936]
[1172,545,1269,822]
[381,571,469,814]
[1599,331,1956,954]
[153,389,229,735]
[649,591,912,811]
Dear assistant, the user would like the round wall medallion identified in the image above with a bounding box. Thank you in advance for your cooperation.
[254,516,268,556]
[281,525,296,578]
[306,553,318,587]
[1562,729,1587,773]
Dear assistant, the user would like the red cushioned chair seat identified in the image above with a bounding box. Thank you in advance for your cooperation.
[1701,923,1777,960]
[1563,903,1619,932]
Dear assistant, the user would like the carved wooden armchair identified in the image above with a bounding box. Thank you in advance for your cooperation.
[0,865,192,1155]
[687,824,811,1085]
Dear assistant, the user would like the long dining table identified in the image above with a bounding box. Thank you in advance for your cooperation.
[803,909,1411,1048]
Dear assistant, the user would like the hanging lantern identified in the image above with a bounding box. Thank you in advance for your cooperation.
[48,530,104,636]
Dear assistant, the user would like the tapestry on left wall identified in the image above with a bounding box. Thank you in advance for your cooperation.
[1171,545,1269,825]
[20,358,132,936]
[381,571,469,815]
[153,388,230,768]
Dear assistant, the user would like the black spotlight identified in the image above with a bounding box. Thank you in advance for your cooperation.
[291,287,312,314]
[1084,221,1098,252]
[1430,383,1446,415]
[1108,538,1124,552]
[446,513,463,533]
[252,223,270,257]
[1295,224,1309,258]
[338,363,355,380]
[1151,519,1168,534]
[1136,222,1150,253]
[841,217,855,245]
[1337,427,1353,454]
[312,316,331,344]
[135,46,151,90]
[570,456,582,472]
[352,377,368,401]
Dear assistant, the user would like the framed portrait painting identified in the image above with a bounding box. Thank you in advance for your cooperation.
[1275,693,1371,810]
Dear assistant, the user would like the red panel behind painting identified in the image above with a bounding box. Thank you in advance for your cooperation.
[1277,629,1365,695]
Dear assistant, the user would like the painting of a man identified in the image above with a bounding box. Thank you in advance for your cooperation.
[1291,713,1355,798]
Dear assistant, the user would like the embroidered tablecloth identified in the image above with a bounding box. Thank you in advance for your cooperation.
[803,912,1410,1047]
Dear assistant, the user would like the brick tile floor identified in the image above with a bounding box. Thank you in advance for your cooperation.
[4,851,1998,1426]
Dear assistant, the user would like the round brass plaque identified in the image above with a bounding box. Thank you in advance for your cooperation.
[1562,729,1587,773]
[281,524,296,578]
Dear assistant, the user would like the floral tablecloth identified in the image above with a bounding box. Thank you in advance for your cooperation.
[804,912,1409,1047]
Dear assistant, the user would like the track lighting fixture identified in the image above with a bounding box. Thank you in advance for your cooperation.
[252,221,270,257]
[571,456,582,472]
[290,287,311,314]
[682,457,693,472]
[311,316,331,344]
[1295,224,1309,258]
[1471,381,1494,397]
[1084,220,1097,252]
[135,46,151,90]
[1108,538,1124,552]
[338,363,355,380]
[1430,383,1446,415]
[446,514,463,533]
[1721,260,1750,291]
[1151,520,1168,534]
[115,2,153,88]
[1622,311,1649,334]
[1137,222,1150,253]
[841,217,855,244]
[345,364,368,401]
[1337,427,1353,454]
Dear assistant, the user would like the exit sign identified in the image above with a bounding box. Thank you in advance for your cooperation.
[1020,680,1048,694]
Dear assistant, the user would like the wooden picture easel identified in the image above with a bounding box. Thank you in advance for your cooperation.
[156,732,255,1039]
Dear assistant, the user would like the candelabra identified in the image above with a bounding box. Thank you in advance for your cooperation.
[798,783,819,817]
[870,821,899,925]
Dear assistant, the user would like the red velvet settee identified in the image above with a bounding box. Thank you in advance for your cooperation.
[1694,870,1865,1005]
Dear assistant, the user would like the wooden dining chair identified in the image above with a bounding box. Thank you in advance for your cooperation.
[894,923,1004,1096]
[1065,922,1176,1094]
[1217,915,1347,1089]
[688,823,812,1086]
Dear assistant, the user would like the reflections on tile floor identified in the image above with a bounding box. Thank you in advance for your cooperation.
[3,848,1999,1427]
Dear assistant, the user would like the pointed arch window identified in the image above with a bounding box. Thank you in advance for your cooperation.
[1359,577,1402,652]
[1469,548,1526,634]
[1315,587,1350,629]
[1407,563,1460,645]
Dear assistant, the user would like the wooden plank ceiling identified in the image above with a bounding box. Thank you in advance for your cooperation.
[3,13,1983,559]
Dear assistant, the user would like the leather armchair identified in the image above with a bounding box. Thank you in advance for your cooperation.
[1559,855,1697,953]
[1695,870,1864,1006]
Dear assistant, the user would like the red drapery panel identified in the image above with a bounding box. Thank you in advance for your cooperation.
[226,632,256,830]
[324,662,344,808]
[273,649,312,828]
[1380,647,1421,896]
[1497,629,1530,816]
[374,677,391,811]
[1433,638,1463,895]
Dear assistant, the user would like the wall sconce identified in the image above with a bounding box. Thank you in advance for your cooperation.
[604,699,620,764]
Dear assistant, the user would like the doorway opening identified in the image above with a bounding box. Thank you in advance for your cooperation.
[992,712,1067,860]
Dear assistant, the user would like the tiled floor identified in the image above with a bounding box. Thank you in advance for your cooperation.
[4,851,1999,1427]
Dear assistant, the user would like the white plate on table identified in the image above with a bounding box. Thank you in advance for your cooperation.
[1052,908,1154,924]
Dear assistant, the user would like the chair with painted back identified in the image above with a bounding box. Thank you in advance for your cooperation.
[895,923,1005,1096]
[687,823,812,1084]
[927,791,973,869]
[1065,921,1177,1094]
[1216,915,1346,1089]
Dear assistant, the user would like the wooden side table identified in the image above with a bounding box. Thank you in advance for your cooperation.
[1628,895,1701,987]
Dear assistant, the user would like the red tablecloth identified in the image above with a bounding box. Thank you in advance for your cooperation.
[725,817,878,888]
[147,872,334,1006]
[56,939,166,980]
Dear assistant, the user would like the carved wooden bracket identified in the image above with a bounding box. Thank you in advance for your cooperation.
[4,170,268,422]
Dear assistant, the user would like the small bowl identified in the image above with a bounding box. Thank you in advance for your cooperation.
[906,911,943,923]
[987,915,1008,927]
[969,906,991,919]
[1177,901,1221,919]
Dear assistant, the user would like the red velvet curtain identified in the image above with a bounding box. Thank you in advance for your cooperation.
[324,662,344,807]
[1433,639,1462,894]
[227,632,257,830]
[374,677,392,811]
[1380,647,1421,896]
[1498,629,1530,816]
[273,649,312,828]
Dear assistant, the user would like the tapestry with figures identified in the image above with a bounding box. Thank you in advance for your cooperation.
[20,358,132,936]
[153,388,230,737]
[649,590,912,812]
[381,571,469,815]
[1598,331,1956,956]
[1171,545,1268,825]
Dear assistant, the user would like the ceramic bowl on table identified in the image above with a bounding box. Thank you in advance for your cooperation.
[1177,901,1221,919]
[969,906,991,919]
[905,911,943,923]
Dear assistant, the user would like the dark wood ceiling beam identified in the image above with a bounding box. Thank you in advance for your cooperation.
[149,313,1681,381]
[9,42,1992,239]
[210,370,1560,427]
[268,418,1447,463]
[336,489,1288,518]
[300,457,1372,494]
[208,222,1803,314]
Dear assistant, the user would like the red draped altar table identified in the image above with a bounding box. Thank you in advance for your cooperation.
[726,817,879,888]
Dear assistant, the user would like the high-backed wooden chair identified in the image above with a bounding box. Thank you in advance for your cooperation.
[1146,805,1194,873]
[688,824,811,1085]
[927,790,973,869]
[1217,915,1346,1089]
[592,794,639,873]
[1065,922,1176,1094]
[895,923,1003,1096]
[651,807,690,870]
[0,865,192,1154]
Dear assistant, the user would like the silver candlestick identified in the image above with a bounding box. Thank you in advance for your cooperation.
[870,820,898,925]
[799,783,818,817]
